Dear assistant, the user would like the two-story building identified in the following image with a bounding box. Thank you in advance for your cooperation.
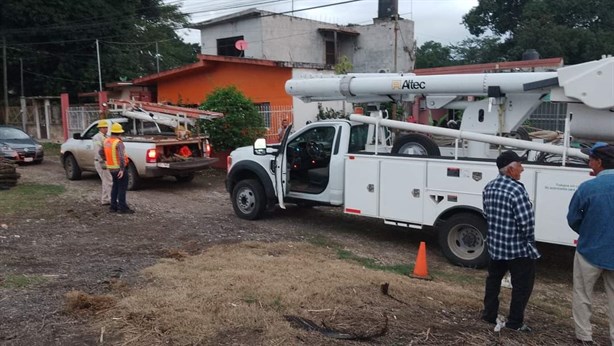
[190,0,415,73]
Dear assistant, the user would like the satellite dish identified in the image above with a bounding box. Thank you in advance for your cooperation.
[235,40,248,51]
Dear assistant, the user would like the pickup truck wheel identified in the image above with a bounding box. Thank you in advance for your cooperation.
[391,134,440,156]
[63,154,82,180]
[174,173,195,183]
[438,213,489,268]
[232,179,265,220]
[126,162,141,191]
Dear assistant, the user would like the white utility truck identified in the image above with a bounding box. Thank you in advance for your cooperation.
[61,101,220,190]
[226,57,614,268]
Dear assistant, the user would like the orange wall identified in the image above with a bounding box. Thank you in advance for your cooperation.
[157,62,293,107]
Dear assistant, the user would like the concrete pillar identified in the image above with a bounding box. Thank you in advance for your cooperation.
[61,93,69,140]
[20,96,26,131]
[44,99,51,139]
[33,99,41,139]
[98,91,108,118]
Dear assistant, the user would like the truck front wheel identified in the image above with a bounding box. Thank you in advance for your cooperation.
[232,179,266,220]
[438,213,489,268]
[63,154,82,180]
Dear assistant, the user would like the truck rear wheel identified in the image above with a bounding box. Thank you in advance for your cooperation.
[438,213,489,268]
[232,179,266,220]
[391,134,440,156]
[63,154,82,180]
[126,162,141,191]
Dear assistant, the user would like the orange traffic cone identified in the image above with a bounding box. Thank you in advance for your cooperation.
[410,241,432,280]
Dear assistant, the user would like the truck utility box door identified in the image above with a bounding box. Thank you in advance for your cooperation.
[379,160,426,224]
[534,170,586,246]
[344,156,379,217]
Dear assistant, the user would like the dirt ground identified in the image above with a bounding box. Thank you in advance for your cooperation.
[0,156,611,345]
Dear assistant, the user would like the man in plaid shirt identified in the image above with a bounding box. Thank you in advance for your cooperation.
[481,150,541,332]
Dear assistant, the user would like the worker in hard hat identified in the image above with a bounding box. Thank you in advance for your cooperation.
[93,120,112,206]
[103,123,134,214]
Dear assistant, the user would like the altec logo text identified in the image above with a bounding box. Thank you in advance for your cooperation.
[392,80,426,90]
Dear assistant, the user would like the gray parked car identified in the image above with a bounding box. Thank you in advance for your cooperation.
[0,125,44,164]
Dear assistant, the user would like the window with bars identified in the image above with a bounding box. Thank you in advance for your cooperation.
[325,41,336,65]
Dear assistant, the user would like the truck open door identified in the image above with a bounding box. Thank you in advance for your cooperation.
[275,124,293,209]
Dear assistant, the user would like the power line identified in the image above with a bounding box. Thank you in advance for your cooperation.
[101,38,174,46]
[23,69,98,84]
[7,35,128,47]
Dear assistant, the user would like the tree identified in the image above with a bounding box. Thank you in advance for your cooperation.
[0,0,198,99]
[415,38,505,69]
[462,0,614,64]
[415,41,454,68]
[334,55,353,74]
[451,36,505,64]
[463,0,528,37]
[197,86,266,152]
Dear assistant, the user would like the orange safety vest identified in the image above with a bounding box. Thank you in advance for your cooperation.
[104,137,129,169]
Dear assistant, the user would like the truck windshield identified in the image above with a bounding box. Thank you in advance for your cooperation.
[348,124,369,153]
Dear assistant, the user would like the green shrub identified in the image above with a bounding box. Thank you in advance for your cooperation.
[197,86,266,152]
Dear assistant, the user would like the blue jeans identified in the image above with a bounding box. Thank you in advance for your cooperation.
[110,170,129,211]
[482,257,536,328]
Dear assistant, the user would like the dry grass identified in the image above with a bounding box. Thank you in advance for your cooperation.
[97,241,606,345]
[161,248,189,261]
[100,242,481,345]
[64,290,116,315]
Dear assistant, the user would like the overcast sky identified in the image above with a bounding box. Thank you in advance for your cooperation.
[172,0,479,46]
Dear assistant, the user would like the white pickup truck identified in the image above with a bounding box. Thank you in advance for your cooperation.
[226,118,592,268]
[226,57,614,268]
[61,116,217,190]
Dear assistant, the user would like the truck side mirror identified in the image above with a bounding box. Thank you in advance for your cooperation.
[253,138,267,155]
[73,133,82,140]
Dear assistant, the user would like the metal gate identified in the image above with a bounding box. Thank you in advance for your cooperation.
[258,104,293,143]
[67,104,100,135]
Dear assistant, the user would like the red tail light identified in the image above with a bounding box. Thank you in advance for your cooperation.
[146,149,157,163]
[205,141,212,157]
[226,155,232,171]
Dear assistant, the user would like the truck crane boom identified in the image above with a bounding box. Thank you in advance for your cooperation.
[285,57,614,109]
[285,56,614,158]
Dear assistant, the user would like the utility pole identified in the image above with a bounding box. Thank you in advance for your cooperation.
[393,14,398,73]
[3,36,9,124]
[20,58,26,132]
[155,41,160,73]
[20,58,24,96]
[96,39,102,91]
[391,14,399,122]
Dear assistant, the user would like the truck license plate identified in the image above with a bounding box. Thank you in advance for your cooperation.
[158,163,170,168]
[24,157,33,162]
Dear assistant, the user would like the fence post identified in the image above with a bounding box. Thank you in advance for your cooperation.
[61,93,69,141]
[20,96,26,132]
